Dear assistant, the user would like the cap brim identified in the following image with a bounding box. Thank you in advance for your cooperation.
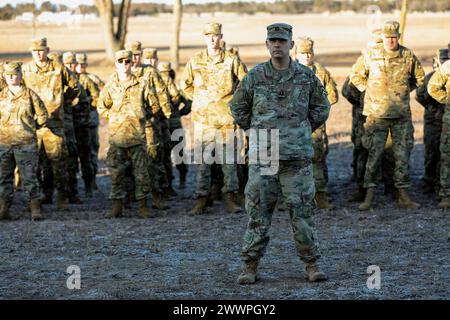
[267,33,290,40]
[30,46,47,51]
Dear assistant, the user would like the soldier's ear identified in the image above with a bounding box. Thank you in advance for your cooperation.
[265,40,270,49]
[290,40,295,50]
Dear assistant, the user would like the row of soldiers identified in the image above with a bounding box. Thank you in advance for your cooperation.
[0,36,191,220]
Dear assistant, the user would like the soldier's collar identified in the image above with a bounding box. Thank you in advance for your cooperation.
[7,85,25,99]
[265,58,295,80]
[204,49,225,64]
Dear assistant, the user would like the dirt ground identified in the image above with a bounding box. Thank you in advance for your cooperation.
[0,13,449,300]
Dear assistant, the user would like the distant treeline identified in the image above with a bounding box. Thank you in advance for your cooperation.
[2,0,450,21]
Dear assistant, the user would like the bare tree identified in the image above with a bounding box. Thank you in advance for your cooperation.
[94,0,131,61]
[399,0,408,45]
[171,0,182,70]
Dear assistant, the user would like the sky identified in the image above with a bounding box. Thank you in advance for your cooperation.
[7,0,277,8]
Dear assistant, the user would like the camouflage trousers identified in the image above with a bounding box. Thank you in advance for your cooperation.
[89,125,100,176]
[193,124,239,198]
[37,127,68,198]
[439,114,450,197]
[169,125,188,184]
[351,106,368,186]
[423,107,443,188]
[74,126,94,184]
[65,124,79,197]
[362,117,414,189]
[0,143,40,201]
[241,160,321,263]
[312,124,329,192]
[106,144,150,200]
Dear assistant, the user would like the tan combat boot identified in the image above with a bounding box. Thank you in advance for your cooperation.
[0,199,11,220]
[189,196,208,215]
[398,189,420,209]
[237,259,259,285]
[315,192,335,210]
[138,198,153,218]
[56,193,68,210]
[106,199,123,218]
[304,261,328,282]
[225,192,242,214]
[151,191,169,210]
[358,187,375,211]
[437,197,450,209]
[30,198,43,221]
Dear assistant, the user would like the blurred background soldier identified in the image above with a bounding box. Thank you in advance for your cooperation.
[0,62,48,221]
[75,52,104,191]
[22,38,82,210]
[295,37,339,210]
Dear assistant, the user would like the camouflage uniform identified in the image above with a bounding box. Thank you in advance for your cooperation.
[428,60,450,200]
[158,62,191,186]
[97,68,160,201]
[0,71,48,204]
[62,52,93,200]
[77,53,104,184]
[350,23,425,193]
[181,23,248,199]
[416,49,449,192]
[295,37,338,195]
[230,45,330,265]
[22,38,82,202]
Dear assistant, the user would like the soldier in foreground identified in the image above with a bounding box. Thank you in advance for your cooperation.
[22,38,82,210]
[350,21,425,210]
[428,54,450,208]
[181,22,247,215]
[0,62,48,221]
[97,50,160,218]
[230,23,330,284]
[295,37,339,210]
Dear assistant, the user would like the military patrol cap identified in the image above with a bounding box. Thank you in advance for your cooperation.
[142,48,157,59]
[296,37,314,53]
[76,52,88,64]
[125,41,142,54]
[62,51,75,64]
[48,51,62,62]
[30,37,48,51]
[115,50,132,62]
[203,22,222,35]
[438,49,449,64]
[267,23,292,41]
[157,62,172,73]
[382,21,400,37]
[4,62,22,75]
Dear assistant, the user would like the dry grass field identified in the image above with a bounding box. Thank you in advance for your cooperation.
[0,13,449,300]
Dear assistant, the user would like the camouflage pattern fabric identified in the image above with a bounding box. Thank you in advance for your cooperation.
[230,59,330,263]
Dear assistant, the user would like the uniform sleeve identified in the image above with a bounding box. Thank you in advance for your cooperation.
[350,54,368,93]
[229,73,253,131]
[428,69,448,105]
[30,90,49,128]
[62,66,82,107]
[180,59,194,101]
[167,79,181,107]
[341,76,362,106]
[73,83,91,127]
[150,70,172,119]
[86,77,100,110]
[233,56,248,82]
[415,73,434,108]
[308,75,331,132]
[97,84,113,120]
[323,68,339,105]
[409,54,425,92]
[144,83,161,146]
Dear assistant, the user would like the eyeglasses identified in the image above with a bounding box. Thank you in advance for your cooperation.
[117,59,131,64]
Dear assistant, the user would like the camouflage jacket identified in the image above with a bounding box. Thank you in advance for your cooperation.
[22,58,81,129]
[78,73,100,127]
[307,62,338,105]
[181,49,247,127]
[98,73,160,148]
[230,59,330,161]
[0,84,48,146]
[160,73,191,130]
[350,45,425,119]
[85,73,104,127]
[428,60,450,106]
[416,71,445,110]
[342,75,363,108]
[132,65,172,119]
[87,73,104,91]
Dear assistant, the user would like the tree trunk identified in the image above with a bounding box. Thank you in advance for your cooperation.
[171,0,183,70]
[95,0,131,61]
[399,0,408,45]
